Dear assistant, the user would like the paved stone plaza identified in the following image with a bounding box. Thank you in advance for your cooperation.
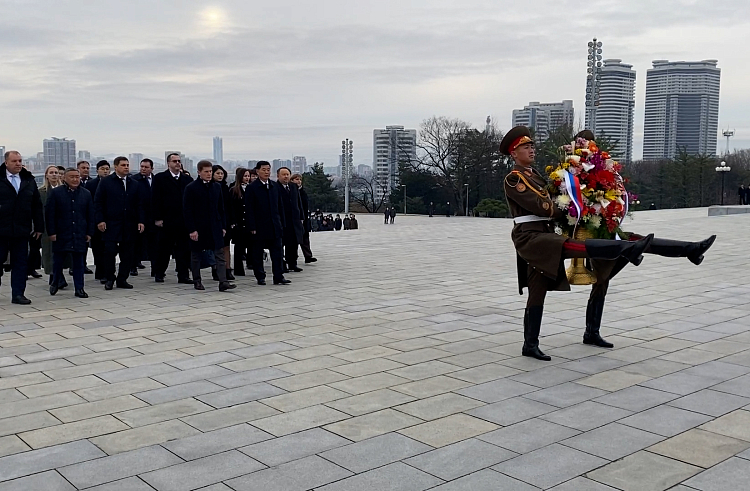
[0,209,749,490]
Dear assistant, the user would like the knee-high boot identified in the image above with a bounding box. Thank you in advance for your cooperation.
[522,306,551,361]
[646,235,716,265]
[583,295,614,348]
[585,234,654,266]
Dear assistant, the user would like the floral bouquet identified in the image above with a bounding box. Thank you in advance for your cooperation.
[545,138,635,240]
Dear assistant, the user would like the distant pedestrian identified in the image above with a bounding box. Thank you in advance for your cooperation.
[429,201,434,217]
[389,207,396,224]
[384,207,390,224]
[343,214,350,230]
[739,185,746,205]
[0,151,44,305]
[334,214,342,231]
[350,214,359,229]
[446,201,451,217]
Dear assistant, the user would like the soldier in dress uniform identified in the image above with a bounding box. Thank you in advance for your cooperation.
[502,126,655,361]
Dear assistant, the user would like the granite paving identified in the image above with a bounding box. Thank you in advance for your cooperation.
[0,209,748,489]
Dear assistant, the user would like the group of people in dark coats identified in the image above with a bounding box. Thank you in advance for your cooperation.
[738,184,750,205]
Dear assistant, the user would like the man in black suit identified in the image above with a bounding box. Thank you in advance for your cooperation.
[0,151,44,304]
[276,167,304,273]
[86,160,110,282]
[290,174,317,263]
[244,161,289,285]
[46,167,94,298]
[152,152,193,284]
[93,156,145,290]
[131,158,156,276]
[183,161,236,292]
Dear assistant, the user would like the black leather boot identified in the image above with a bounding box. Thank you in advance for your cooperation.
[645,235,716,265]
[583,296,614,348]
[522,306,551,361]
[585,234,654,266]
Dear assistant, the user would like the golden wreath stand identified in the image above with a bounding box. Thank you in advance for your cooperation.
[566,227,597,285]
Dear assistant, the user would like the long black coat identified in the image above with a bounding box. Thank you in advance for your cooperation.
[277,181,304,242]
[299,187,312,233]
[132,173,154,226]
[245,179,285,242]
[45,184,95,253]
[94,173,145,243]
[85,177,102,197]
[183,179,226,252]
[152,170,193,228]
[229,184,246,234]
[0,164,44,238]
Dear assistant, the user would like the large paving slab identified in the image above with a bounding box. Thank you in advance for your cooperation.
[0,209,747,489]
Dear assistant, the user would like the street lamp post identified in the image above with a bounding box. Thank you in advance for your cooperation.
[715,160,731,205]
[402,184,407,215]
[464,183,469,216]
[342,139,353,214]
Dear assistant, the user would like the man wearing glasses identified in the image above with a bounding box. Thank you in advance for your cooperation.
[151,153,194,284]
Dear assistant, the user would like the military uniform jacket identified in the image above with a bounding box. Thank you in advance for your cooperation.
[504,164,569,294]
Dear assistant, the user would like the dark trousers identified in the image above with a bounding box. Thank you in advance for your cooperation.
[233,231,250,273]
[103,240,134,283]
[191,248,227,283]
[156,226,190,279]
[91,232,105,279]
[283,232,299,268]
[252,237,284,282]
[301,231,313,259]
[135,226,158,268]
[53,251,85,290]
[28,235,42,272]
[0,237,29,298]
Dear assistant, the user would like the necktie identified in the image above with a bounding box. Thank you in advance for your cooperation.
[10,175,19,193]
[121,177,126,191]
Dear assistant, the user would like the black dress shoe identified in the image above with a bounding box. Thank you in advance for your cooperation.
[583,331,614,348]
[289,266,303,273]
[28,270,43,279]
[84,267,94,275]
[177,277,193,285]
[155,276,165,283]
[11,295,31,305]
[75,289,88,298]
[104,281,114,290]
[59,279,68,289]
[522,345,552,361]
[136,263,146,270]
[100,279,108,284]
[116,281,134,289]
[50,284,58,296]
[304,257,317,263]
[194,281,205,291]
[129,269,138,276]
[219,281,236,291]
[273,278,291,285]
[257,279,266,285]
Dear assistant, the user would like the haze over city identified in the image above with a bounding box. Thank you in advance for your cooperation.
[3,0,749,163]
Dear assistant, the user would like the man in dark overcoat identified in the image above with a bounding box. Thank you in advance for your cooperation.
[245,161,289,285]
[131,158,156,276]
[93,156,145,290]
[46,167,94,298]
[151,152,193,284]
[183,160,235,292]
[276,167,305,273]
[290,174,316,263]
[86,160,110,282]
[0,151,44,304]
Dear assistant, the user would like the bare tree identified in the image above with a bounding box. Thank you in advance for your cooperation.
[349,174,390,213]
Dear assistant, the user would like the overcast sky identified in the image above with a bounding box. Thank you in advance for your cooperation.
[2,0,749,165]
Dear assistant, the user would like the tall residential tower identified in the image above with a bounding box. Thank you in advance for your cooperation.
[372,125,417,198]
[642,60,721,160]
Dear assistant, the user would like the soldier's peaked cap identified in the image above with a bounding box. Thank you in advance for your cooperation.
[500,126,534,156]
[575,130,596,141]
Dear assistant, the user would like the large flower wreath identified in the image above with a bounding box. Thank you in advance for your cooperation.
[545,138,636,240]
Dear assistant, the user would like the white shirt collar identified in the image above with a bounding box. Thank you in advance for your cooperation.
[6,170,19,179]
[170,171,180,178]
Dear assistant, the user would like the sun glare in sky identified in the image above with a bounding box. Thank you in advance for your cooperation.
[199,6,229,33]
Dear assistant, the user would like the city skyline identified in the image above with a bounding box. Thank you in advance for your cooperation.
[2,1,749,162]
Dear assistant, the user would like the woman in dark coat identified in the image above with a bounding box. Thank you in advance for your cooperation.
[212,165,234,280]
[45,169,95,297]
[229,167,252,276]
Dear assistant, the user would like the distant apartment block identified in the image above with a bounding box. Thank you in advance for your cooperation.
[43,137,76,167]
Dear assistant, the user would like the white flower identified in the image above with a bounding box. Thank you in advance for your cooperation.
[605,159,615,170]
[589,215,602,228]
[567,215,578,226]
[567,155,581,164]
[556,195,571,208]
[600,198,611,209]
[582,163,595,172]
